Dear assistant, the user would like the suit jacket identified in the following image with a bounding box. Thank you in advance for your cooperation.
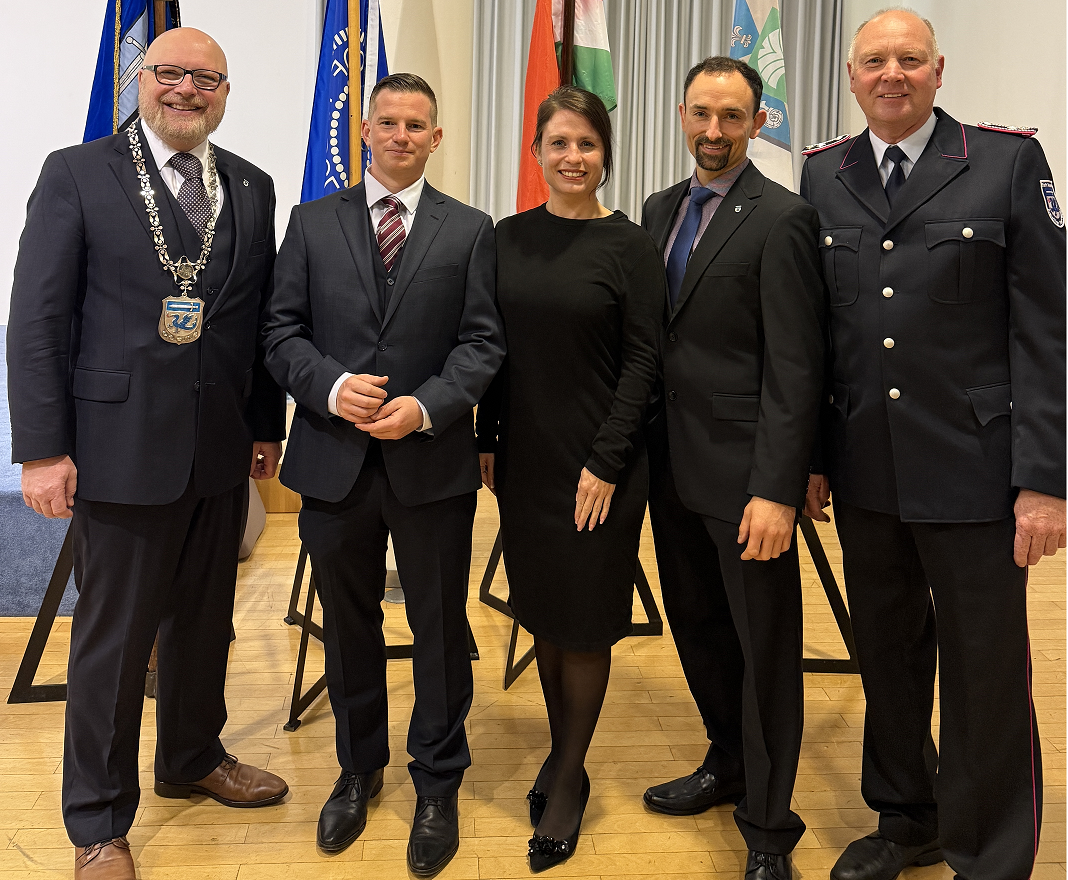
[800,108,1067,522]
[642,162,826,523]
[6,123,286,505]
[262,180,504,506]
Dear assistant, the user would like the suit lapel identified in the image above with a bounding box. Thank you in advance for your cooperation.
[884,110,968,234]
[209,152,252,316]
[381,183,447,330]
[835,134,890,224]
[653,181,691,253]
[337,182,383,324]
[109,124,156,242]
[671,164,762,320]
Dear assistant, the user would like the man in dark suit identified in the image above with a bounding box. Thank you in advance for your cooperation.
[639,57,825,880]
[262,73,503,877]
[800,10,1065,880]
[7,28,288,880]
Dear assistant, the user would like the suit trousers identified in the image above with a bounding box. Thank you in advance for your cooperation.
[63,478,242,846]
[833,501,1041,880]
[298,441,476,797]
[648,451,806,854]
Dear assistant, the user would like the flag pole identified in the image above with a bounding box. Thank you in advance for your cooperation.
[560,0,576,85]
[153,1,166,37]
[349,0,362,185]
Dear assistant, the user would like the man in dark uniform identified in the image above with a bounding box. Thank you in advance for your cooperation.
[8,28,288,880]
[800,10,1065,880]
[640,57,826,880]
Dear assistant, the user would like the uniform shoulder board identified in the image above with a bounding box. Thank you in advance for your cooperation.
[802,134,851,156]
[977,121,1038,137]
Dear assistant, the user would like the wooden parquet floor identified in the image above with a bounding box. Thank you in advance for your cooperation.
[0,490,1064,879]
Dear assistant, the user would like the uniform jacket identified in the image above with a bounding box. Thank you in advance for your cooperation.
[6,122,286,505]
[262,180,504,506]
[643,161,826,523]
[800,108,1066,522]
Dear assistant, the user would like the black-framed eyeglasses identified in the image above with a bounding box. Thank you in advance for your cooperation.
[143,64,228,91]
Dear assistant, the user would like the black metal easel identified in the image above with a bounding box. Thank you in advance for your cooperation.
[477,529,665,689]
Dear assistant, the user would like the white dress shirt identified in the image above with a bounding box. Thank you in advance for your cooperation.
[141,122,225,218]
[328,170,432,431]
[868,111,938,185]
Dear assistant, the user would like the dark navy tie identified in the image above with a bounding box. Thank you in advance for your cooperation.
[666,186,716,309]
[169,152,212,239]
[883,145,907,207]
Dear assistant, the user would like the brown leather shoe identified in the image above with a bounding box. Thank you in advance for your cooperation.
[74,837,135,879]
[154,753,288,807]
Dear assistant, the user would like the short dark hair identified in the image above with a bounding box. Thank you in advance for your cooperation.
[682,57,763,116]
[368,72,438,126]
[531,85,614,188]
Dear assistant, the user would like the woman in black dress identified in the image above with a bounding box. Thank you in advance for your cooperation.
[476,87,665,871]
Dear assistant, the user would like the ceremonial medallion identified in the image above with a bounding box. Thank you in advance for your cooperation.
[159,295,205,344]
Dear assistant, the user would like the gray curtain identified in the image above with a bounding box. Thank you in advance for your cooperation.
[470,0,842,223]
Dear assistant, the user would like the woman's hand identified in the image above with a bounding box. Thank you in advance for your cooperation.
[479,453,496,494]
[575,467,615,531]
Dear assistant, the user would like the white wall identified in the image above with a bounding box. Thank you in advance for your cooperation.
[841,0,1066,187]
[0,0,474,322]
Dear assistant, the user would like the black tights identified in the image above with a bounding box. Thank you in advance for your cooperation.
[531,636,611,839]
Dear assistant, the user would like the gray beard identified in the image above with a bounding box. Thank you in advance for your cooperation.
[138,94,224,148]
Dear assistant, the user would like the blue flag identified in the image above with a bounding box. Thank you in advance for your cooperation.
[84,0,179,142]
[730,0,794,189]
[301,0,389,203]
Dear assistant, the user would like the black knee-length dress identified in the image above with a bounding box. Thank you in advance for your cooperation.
[476,205,665,651]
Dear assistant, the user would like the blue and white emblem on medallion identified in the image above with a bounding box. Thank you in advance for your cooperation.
[1040,180,1063,228]
[159,296,205,345]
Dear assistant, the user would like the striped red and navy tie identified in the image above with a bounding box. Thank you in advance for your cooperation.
[376,196,406,271]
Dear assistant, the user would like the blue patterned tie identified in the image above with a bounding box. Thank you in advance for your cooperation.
[884,145,907,207]
[666,186,716,309]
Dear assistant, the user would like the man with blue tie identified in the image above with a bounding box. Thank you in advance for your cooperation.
[639,57,826,880]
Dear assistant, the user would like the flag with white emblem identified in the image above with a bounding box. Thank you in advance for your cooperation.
[301,0,389,203]
[729,0,793,190]
[83,0,181,142]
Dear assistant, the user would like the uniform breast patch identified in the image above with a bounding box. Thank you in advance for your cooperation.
[1040,180,1064,228]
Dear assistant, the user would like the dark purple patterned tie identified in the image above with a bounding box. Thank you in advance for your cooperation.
[168,152,212,239]
[376,196,406,272]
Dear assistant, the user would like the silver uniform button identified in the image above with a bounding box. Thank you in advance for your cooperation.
[883,338,895,349]
[962,227,974,238]
[883,240,894,250]
[824,235,833,246]
[888,388,901,400]
[882,287,893,297]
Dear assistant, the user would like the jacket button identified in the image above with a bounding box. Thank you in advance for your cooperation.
[668,332,677,342]
[882,240,894,251]
[882,286,893,297]
[377,342,387,351]
[883,337,895,349]
[888,387,900,399]
[824,235,833,246]
[194,381,201,391]
[962,227,974,238]
[204,321,211,330]
[668,391,677,401]
[387,278,395,286]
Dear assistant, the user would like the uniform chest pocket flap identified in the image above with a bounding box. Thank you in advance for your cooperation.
[818,226,861,306]
[73,367,130,402]
[924,219,1005,304]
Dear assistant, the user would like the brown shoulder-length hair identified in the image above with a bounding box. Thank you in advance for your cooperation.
[531,85,614,188]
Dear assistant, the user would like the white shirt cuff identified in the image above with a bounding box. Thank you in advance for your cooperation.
[328,372,352,416]
[415,398,432,432]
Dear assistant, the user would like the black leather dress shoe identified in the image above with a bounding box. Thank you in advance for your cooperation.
[316,768,384,853]
[831,832,943,880]
[643,767,745,815]
[746,851,792,880]
[407,793,459,877]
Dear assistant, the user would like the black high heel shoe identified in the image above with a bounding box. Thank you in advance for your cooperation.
[527,769,590,873]
[527,754,553,827]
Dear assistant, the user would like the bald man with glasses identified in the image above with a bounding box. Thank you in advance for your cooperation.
[8,27,288,879]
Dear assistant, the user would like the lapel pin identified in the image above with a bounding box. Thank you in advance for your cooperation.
[242,179,249,187]
[734,205,741,212]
